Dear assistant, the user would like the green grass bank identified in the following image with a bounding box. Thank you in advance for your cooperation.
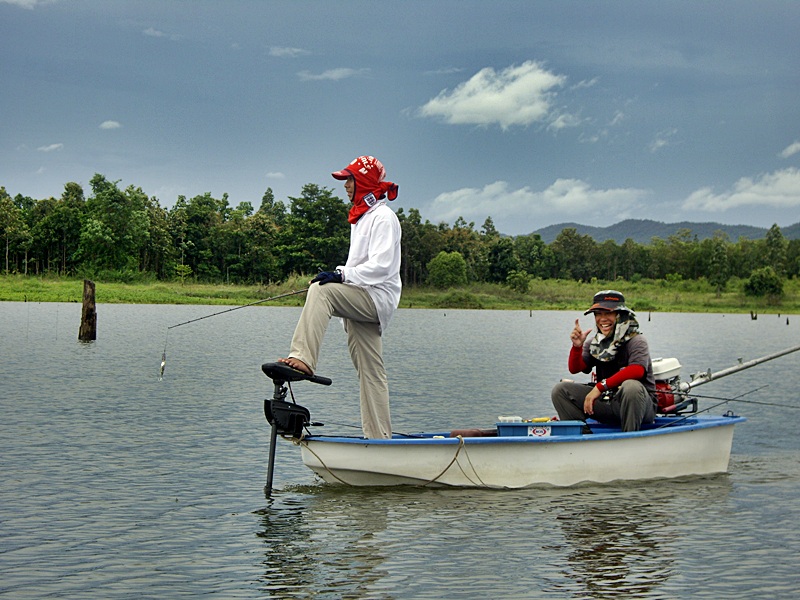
[1,274,798,315]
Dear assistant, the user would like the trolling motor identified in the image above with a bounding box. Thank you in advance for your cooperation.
[261,362,331,494]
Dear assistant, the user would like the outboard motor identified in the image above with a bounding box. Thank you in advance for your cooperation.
[652,357,697,415]
[261,362,331,494]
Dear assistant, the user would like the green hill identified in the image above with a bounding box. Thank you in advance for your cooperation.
[532,219,800,244]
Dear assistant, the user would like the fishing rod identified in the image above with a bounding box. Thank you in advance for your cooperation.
[159,288,309,380]
[679,342,800,392]
[166,288,309,330]
[656,343,800,414]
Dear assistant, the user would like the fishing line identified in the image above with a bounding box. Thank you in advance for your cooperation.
[297,417,425,439]
[656,385,766,429]
[675,389,800,409]
[158,288,308,380]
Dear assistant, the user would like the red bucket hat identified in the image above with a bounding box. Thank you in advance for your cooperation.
[332,156,398,224]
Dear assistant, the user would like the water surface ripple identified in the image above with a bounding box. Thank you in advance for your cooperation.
[1,303,798,598]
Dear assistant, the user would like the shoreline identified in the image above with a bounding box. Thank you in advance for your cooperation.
[2,274,798,315]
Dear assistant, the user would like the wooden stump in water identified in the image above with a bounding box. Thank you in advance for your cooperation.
[79,279,97,341]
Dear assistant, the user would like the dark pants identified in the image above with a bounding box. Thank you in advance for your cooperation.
[551,380,656,432]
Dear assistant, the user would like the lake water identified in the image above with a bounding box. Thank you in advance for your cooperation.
[1,301,799,599]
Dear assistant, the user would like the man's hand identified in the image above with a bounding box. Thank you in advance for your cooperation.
[583,385,602,415]
[310,270,343,285]
[570,318,592,348]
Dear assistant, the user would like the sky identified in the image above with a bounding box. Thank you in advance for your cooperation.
[2,0,799,236]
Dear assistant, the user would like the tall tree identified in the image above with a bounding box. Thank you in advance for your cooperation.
[764,223,788,275]
[550,228,597,281]
[242,209,281,283]
[487,236,519,283]
[142,196,173,278]
[0,187,28,273]
[786,238,800,279]
[76,175,150,273]
[182,191,229,280]
[707,233,730,297]
[397,207,443,285]
[258,187,287,225]
[56,183,86,274]
[441,217,487,282]
[219,201,254,282]
[619,238,650,280]
[514,233,554,279]
[279,184,350,276]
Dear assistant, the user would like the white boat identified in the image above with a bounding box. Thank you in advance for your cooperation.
[260,343,800,491]
[295,415,744,489]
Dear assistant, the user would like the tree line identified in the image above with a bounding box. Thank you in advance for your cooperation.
[1,175,797,297]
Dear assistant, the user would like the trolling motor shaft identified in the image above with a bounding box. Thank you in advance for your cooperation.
[261,362,331,494]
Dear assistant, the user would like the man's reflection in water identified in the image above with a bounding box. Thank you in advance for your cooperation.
[546,477,732,598]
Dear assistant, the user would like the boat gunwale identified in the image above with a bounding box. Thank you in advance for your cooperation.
[300,414,746,445]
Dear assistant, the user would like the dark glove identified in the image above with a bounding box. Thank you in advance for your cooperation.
[311,270,343,285]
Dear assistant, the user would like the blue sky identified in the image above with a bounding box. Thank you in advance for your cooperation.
[2,0,799,235]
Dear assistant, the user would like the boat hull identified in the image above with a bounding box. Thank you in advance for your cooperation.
[298,415,745,488]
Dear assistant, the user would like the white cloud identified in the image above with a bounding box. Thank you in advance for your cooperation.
[571,77,599,90]
[683,168,800,212]
[266,172,285,179]
[37,143,63,152]
[424,67,465,76]
[269,46,309,58]
[142,27,181,41]
[548,112,583,132]
[609,111,625,127]
[100,120,121,129]
[0,0,48,8]
[418,60,570,130]
[780,141,800,158]
[143,27,166,38]
[430,179,647,225]
[297,68,369,81]
[649,128,678,153]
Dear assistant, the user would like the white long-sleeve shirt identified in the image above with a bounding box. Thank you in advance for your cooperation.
[336,201,402,333]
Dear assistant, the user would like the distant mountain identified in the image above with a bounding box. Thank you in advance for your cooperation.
[530,219,800,245]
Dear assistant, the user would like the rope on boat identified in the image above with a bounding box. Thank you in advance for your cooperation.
[294,434,494,488]
[420,435,469,487]
[450,441,491,488]
[294,437,356,487]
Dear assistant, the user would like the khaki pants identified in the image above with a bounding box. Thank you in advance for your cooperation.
[551,379,655,432]
[288,282,391,439]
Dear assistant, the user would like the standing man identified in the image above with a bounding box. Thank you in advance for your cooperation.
[280,156,401,439]
[551,290,657,432]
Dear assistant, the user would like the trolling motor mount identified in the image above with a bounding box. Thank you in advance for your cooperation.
[261,362,331,437]
[261,362,332,495]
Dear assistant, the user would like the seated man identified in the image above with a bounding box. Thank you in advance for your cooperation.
[551,290,657,432]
